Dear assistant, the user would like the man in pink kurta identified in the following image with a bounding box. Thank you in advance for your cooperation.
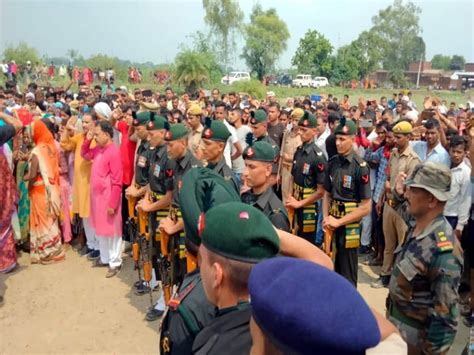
[81,120,123,278]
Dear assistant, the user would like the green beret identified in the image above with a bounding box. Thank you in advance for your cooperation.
[243,140,276,162]
[298,112,317,128]
[249,109,267,125]
[133,111,152,126]
[334,117,357,135]
[202,118,231,142]
[146,115,169,131]
[179,168,241,246]
[165,123,189,141]
[200,202,280,263]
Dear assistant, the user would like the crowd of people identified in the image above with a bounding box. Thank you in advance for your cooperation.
[0,74,473,354]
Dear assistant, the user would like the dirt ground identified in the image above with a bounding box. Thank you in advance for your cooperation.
[0,248,469,354]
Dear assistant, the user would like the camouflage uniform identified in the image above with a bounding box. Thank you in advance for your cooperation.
[387,214,463,354]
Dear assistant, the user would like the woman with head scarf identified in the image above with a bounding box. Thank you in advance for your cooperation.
[26,120,64,264]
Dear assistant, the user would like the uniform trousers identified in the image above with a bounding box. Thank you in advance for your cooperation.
[97,236,122,268]
[83,217,98,251]
[381,203,408,276]
[334,226,358,287]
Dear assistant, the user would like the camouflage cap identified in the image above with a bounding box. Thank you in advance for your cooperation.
[405,161,452,201]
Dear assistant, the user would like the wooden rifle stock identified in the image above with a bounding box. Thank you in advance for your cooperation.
[160,229,172,304]
[323,228,333,258]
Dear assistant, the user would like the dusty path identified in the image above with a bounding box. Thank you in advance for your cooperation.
[0,249,469,353]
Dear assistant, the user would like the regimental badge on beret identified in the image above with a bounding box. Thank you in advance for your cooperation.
[198,212,205,237]
[303,119,309,127]
[246,147,255,158]
[342,126,348,134]
[133,119,139,126]
[250,118,256,125]
[239,211,249,220]
[203,128,213,139]
[165,131,172,140]
[148,121,154,129]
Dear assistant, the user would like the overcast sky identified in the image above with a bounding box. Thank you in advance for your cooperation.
[1,0,473,69]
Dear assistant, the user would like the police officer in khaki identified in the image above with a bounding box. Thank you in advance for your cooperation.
[323,118,371,287]
[372,121,421,288]
[279,108,302,203]
[186,104,204,160]
[286,111,326,244]
[387,161,462,354]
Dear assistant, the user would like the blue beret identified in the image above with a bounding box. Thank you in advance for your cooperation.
[249,257,381,354]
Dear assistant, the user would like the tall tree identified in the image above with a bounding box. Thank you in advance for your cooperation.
[174,49,210,93]
[291,30,333,77]
[331,44,362,85]
[202,0,244,69]
[3,42,41,67]
[241,5,290,80]
[449,55,466,70]
[431,54,451,70]
[370,0,425,72]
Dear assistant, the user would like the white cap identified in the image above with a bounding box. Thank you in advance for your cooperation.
[404,111,418,121]
[266,91,275,97]
[401,95,409,102]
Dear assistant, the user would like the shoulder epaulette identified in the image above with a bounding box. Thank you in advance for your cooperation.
[434,228,454,253]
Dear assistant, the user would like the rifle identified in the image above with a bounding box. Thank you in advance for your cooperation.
[128,219,143,287]
[287,206,296,235]
[160,229,172,304]
[138,210,149,241]
[323,227,333,258]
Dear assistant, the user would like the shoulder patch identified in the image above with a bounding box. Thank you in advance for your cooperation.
[436,230,453,252]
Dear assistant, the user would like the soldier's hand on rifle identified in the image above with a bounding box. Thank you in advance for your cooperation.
[323,216,341,231]
[136,198,152,212]
[125,185,137,198]
[159,217,176,235]
[285,196,301,209]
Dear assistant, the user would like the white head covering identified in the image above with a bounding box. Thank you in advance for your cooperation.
[93,102,112,120]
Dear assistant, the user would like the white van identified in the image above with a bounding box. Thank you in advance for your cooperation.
[221,72,251,85]
[311,77,329,88]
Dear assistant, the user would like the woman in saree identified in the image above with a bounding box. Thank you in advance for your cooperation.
[0,145,18,273]
[26,120,64,264]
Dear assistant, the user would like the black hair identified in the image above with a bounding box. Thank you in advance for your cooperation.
[228,91,237,97]
[94,85,102,91]
[327,102,339,112]
[382,108,393,117]
[268,102,280,111]
[424,118,440,130]
[97,120,114,138]
[165,86,173,92]
[302,99,311,107]
[28,83,38,91]
[449,135,468,150]
[214,101,227,110]
[327,112,340,125]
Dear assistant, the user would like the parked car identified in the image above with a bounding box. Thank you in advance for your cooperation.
[275,74,293,86]
[311,76,330,88]
[292,74,313,88]
[221,71,251,85]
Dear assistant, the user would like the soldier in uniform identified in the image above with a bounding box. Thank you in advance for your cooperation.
[279,108,302,203]
[135,114,175,321]
[285,112,327,244]
[387,161,462,354]
[159,123,202,284]
[323,118,372,287]
[124,112,153,294]
[160,168,240,354]
[125,112,151,200]
[193,202,280,355]
[241,139,290,232]
[249,109,280,186]
[200,118,239,193]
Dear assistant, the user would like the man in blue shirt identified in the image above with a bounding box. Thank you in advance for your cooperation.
[411,118,451,168]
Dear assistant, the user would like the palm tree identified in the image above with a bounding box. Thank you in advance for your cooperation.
[174,50,209,93]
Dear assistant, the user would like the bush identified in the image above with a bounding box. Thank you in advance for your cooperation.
[230,79,266,99]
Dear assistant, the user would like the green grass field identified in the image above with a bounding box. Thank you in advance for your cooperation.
[3,75,472,111]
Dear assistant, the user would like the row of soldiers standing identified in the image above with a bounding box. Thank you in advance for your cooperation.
[123,102,375,353]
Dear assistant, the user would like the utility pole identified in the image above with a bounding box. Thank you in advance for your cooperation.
[416,52,423,89]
